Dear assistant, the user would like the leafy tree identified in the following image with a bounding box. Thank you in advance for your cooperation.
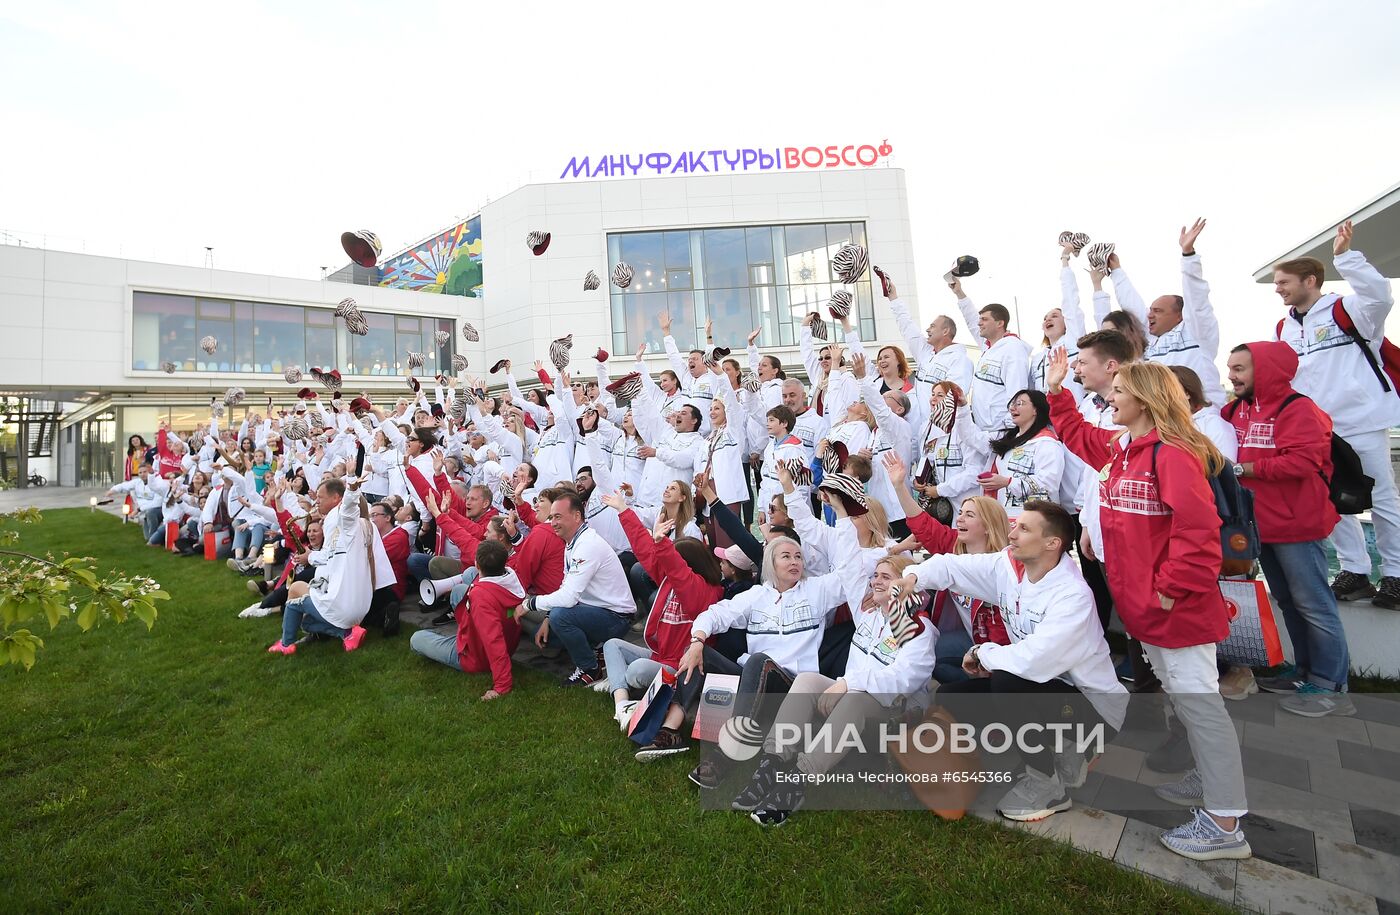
[0,508,166,670]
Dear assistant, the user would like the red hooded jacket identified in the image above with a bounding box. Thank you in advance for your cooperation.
[511,500,565,595]
[1050,388,1229,648]
[1223,342,1338,544]
[456,570,526,694]
[618,508,722,669]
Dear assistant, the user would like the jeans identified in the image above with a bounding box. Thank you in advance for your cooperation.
[147,522,169,546]
[933,626,973,685]
[281,595,350,646]
[448,567,481,609]
[1330,428,1400,576]
[603,638,667,694]
[141,507,163,541]
[1141,641,1247,818]
[546,603,633,670]
[410,629,462,670]
[1258,539,1350,691]
[231,522,267,556]
[406,552,434,585]
[627,562,657,618]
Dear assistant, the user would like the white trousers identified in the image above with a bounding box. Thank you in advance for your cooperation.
[1330,428,1400,577]
[1141,642,1247,819]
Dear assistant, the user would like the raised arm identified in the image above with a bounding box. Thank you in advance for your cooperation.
[1178,219,1220,358]
[952,279,986,347]
[1060,257,1087,343]
[1332,220,1394,340]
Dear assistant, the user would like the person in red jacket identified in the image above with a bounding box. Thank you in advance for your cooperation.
[1047,349,1250,862]
[1224,342,1352,717]
[370,502,411,601]
[599,491,724,762]
[410,539,526,700]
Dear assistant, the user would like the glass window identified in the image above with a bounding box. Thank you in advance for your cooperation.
[232,302,255,373]
[352,312,395,375]
[196,298,234,373]
[305,308,336,370]
[702,229,747,289]
[606,222,872,354]
[433,319,455,372]
[397,316,425,375]
[254,302,303,372]
[132,292,195,371]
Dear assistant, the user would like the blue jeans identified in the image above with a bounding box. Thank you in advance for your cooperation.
[232,522,267,556]
[547,603,633,671]
[1258,539,1350,691]
[602,638,669,694]
[281,595,350,646]
[410,629,462,670]
[449,567,481,608]
[934,626,973,685]
[407,552,433,585]
[147,522,168,546]
[141,508,163,541]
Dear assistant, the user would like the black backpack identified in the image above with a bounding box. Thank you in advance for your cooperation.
[1225,395,1373,515]
[1151,442,1260,576]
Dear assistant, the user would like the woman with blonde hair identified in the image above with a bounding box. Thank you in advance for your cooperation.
[733,552,937,827]
[885,452,1013,683]
[1046,349,1250,862]
[629,479,702,616]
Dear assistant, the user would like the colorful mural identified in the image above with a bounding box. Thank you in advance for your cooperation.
[378,215,482,296]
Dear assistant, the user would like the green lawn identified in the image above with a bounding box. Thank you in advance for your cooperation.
[0,510,1228,913]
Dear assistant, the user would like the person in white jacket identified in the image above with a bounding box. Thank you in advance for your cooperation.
[756,405,809,522]
[879,269,975,412]
[853,354,913,534]
[977,390,1065,520]
[1273,220,1400,608]
[899,500,1127,823]
[913,386,992,510]
[523,491,635,687]
[734,554,936,827]
[269,476,394,656]
[675,534,855,790]
[1029,243,1091,401]
[108,464,168,542]
[660,311,716,433]
[1094,220,1225,407]
[745,327,786,410]
[952,278,1032,432]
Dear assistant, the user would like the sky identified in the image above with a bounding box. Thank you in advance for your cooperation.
[3,0,1400,374]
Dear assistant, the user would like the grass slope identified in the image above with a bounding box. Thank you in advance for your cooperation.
[0,509,1227,913]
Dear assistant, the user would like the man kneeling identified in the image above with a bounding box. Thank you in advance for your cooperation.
[410,540,526,700]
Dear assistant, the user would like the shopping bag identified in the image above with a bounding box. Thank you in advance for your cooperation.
[889,706,981,820]
[1217,578,1285,668]
[627,667,677,747]
[690,673,740,743]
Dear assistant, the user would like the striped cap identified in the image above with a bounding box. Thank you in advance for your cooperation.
[200,335,218,355]
[452,353,468,373]
[827,289,853,320]
[830,243,868,284]
[340,230,382,269]
[526,231,551,256]
[284,366,303,384]
[550,334,573,372]
[818,471,868,516]
[405,351,425,370]
[606,371,642,406]
[612,262,634,289]
[223,387,245,407]
[583,270,601,291]
[739,371,761,394]
[1084,241,1115,272]
[782,457,813,489]
[461,323,480,343]
[807,314,829,341]
[434,330,450,347]
[281,417,309,441]
[161,361,177,374]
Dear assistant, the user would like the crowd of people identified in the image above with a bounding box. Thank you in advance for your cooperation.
[108,218,1397,862]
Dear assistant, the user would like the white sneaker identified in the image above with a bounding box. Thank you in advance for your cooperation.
[238,601,272,618]
[591,677,613,693]
[614,700,639,732]
[997,768,1071,822]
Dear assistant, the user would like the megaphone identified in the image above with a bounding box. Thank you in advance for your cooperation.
[420,574,465,606]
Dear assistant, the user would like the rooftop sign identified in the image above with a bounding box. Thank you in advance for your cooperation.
[558,142,893,180]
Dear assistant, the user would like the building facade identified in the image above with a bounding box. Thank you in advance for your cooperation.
[0,167,919,486]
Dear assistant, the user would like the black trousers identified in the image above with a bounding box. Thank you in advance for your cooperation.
[937,671,1113,776]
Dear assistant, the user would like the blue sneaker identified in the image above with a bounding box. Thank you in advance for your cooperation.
[1160,808,1251,861]
[1257,664,1304,694]
[1280,683,1356,718]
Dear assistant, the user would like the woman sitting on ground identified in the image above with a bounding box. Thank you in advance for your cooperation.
[735,554,938,826]
[597,491,725,762]
[674,528,861,792]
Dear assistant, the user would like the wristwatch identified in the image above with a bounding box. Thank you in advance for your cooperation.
[1232,463,1246,478]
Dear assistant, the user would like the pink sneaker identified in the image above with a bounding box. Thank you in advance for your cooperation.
[343,625,367,652]
[267,641,296,655]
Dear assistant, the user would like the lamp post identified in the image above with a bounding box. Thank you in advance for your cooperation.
[89,496,97,514]
[121,502,132,524]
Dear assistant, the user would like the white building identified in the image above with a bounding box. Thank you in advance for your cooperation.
[0,167,921,487]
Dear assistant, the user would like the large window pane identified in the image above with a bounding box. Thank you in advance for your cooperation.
[702,229,747,289]
[433,319,455,372]
[254,302,303,372]
[784,224,831,285]
[663,231,691,269]
[306,308,336,369]
[606,221,872,354]
[616,232,665,294]
[196,299,233,372]
[232,302,255,372]
[132,292,195,371]
[351,312,394,375]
